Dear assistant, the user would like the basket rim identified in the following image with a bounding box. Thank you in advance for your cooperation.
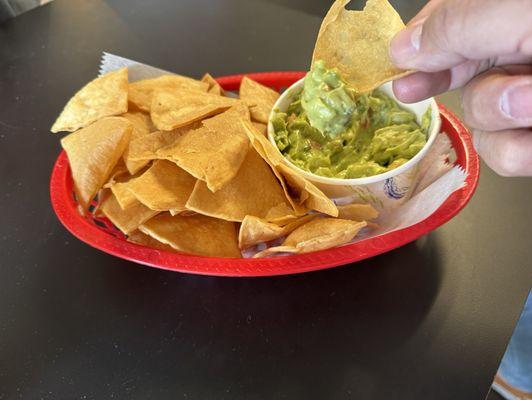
[49,71,480,277]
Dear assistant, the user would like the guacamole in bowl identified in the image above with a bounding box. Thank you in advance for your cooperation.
[271,61,431,180]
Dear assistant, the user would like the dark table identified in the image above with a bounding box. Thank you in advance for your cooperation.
[1,0,530,399]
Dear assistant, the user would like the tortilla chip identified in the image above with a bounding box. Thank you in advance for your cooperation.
[125,160,196,212]
[201,73,225,96]
[120,111,157,174]
[224,102,251,121]
[185,149,294,222]
[91,188,109,217]
[157,109,250,192]
[127,230,177,252]
[123,154,151,177]
[100,192,159,234]
[241,120,307,215]
[51,68,128,133]
[242,120,337,216]
[239,217,285,249]
[284,218,367,248]
[279,164,339,216]
[243,120,284,163]
[254,218,366,257]
[125,122,200,170]
[276,164,325,209]
[103,158,130,188]
[252,122,268,136]
[61,117,132,211]
[150,90,240,131]
[169,210,197,217]
[366,221,379,230]
[337,203,379,221]
[121,111,154,139]
[239,77,280,123]
[312,0,412,93]
[139,213,241,258]
[239,214,316,250]
[110,181,138,210]
[129,75,209,112]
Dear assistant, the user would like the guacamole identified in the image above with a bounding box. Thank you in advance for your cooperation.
[272,60,430,179]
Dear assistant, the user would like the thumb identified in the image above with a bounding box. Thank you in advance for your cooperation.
[473,129,532,177]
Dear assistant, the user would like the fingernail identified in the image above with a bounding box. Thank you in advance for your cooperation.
[501,84,532,119]
[390,23,423,67]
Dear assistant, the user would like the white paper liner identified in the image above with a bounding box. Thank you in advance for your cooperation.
[99,52,468,258]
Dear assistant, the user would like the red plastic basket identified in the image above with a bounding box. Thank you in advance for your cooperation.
[50,71,479,277]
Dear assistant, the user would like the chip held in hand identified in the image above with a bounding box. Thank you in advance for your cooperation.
[312,0,412,93]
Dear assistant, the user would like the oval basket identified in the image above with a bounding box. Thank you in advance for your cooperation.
[50,71,480,277]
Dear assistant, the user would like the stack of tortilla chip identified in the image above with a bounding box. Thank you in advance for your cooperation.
[51,68,378,258]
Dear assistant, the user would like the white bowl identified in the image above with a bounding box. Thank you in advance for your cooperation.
[267,78,442,209]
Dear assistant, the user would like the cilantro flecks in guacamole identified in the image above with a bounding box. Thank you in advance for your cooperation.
[272,60,430,179]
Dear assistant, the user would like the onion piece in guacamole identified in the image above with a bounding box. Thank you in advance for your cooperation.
[271,60,431,179]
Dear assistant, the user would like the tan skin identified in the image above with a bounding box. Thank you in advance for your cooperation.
[389,0,532,177]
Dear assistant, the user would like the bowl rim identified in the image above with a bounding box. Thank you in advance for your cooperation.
[267,77,442,186]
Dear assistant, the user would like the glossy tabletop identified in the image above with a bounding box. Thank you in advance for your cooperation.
[0,0,531,399]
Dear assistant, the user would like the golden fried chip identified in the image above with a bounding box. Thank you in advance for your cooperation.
[225,102,251,121]
[100,192,159,234]
[312,0,411,92]
[125,160,196,212]
[169,210,197,217]
[139,213,241,258]
[150,90,240,131]
[278,164,339,217]
[92,188,111,217]
[239,217,285,249]
[51,68,128,133]
[337,203,379,221]
[127,230,177,252]
[123,150,151,175]
[110,181,138,210]
[252,122,268,136]
[366,221,380,230]
[239,214,316,250]
[61,117,132,211]
[157,109,250,192]
[239,77,280,123]
[121,111,154,139]
[243,121,284,163]
[107,163,150,208]
[201,73,225,96]
[242,121,337,216]
[129,75,209,112]
[241,121,307,215]
[126,132,169,164]
[121,110,157,174]
[125,122,200,172]
[185,150,294,222]
[284,218,366,249]
[254,218,366,257]
[103,158,130,188]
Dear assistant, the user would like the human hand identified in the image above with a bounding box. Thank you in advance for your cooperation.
[389,0,532,176]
